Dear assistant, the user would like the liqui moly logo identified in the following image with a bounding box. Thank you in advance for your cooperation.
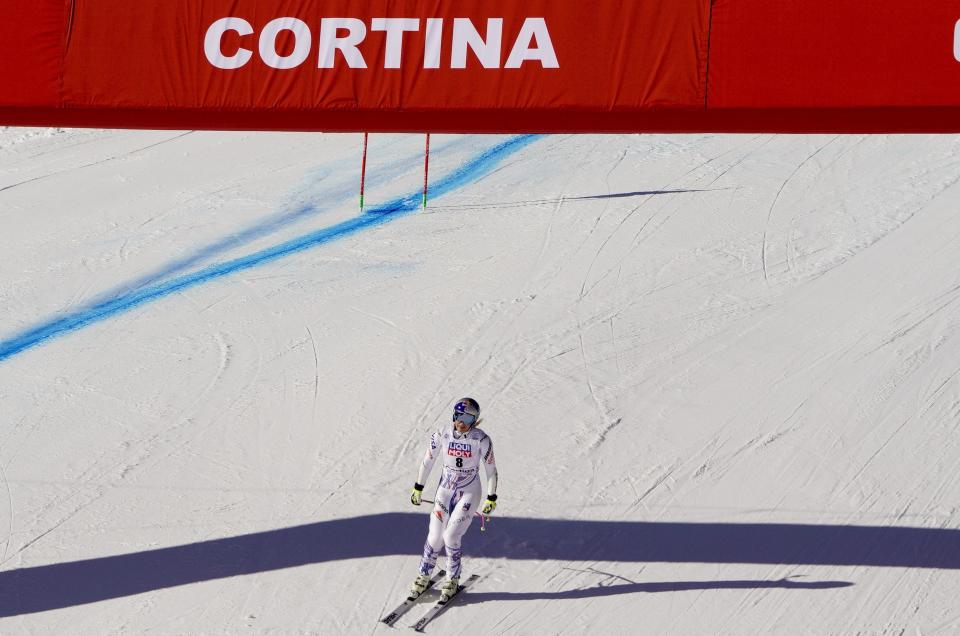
[205,16,559,70]
[447,442,473,458]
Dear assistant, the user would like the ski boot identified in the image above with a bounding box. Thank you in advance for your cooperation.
[438,576,460,603]
[409,574,432,599]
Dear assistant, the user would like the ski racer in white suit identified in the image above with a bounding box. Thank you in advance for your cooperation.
[409,397,498,602]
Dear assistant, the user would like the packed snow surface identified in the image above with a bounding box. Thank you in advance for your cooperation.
[1,129,959,634]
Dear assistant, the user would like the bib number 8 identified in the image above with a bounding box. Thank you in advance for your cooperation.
[456,457,463,468]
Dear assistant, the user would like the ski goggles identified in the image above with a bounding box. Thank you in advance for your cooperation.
[453,412,477,426]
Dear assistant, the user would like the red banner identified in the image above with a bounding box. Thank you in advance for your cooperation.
[0,0,64,107]
[709,1,960,109]
[2,1,960,132]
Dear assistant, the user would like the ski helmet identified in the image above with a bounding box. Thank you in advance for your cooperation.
[452,397,480,427]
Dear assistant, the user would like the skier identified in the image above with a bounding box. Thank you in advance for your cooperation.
[409,397,498,602]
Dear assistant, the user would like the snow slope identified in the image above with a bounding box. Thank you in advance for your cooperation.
[1,128,959,634]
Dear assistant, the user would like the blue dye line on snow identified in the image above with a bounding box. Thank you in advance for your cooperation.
[0,134,542,363]
[95,135,475,305]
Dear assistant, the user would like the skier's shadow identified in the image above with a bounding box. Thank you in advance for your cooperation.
[1,512,956,617]
[458,577,853,604]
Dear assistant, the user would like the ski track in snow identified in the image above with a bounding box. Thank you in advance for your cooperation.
[0,135,542,363]
[1,130,960,633]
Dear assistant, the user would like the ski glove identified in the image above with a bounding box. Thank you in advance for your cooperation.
[482,494,498,515]
[411,483,425,506]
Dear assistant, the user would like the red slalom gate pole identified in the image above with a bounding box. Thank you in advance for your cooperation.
[359,132,369,211]
[422,133,431,209]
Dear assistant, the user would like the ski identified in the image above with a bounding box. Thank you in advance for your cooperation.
[410,574,481,632]
[380,570,447,627]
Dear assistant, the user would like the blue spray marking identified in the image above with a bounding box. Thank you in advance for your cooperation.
[0,134,541,363]
[88,135,472,306]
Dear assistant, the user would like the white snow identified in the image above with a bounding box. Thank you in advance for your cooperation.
[1,128,959,634]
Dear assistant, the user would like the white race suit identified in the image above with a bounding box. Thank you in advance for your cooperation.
[416,423,498,579]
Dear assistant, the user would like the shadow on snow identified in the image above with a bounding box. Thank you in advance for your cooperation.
[427,189,711,211]
[459,577,853,604]
[2,512,955,616]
